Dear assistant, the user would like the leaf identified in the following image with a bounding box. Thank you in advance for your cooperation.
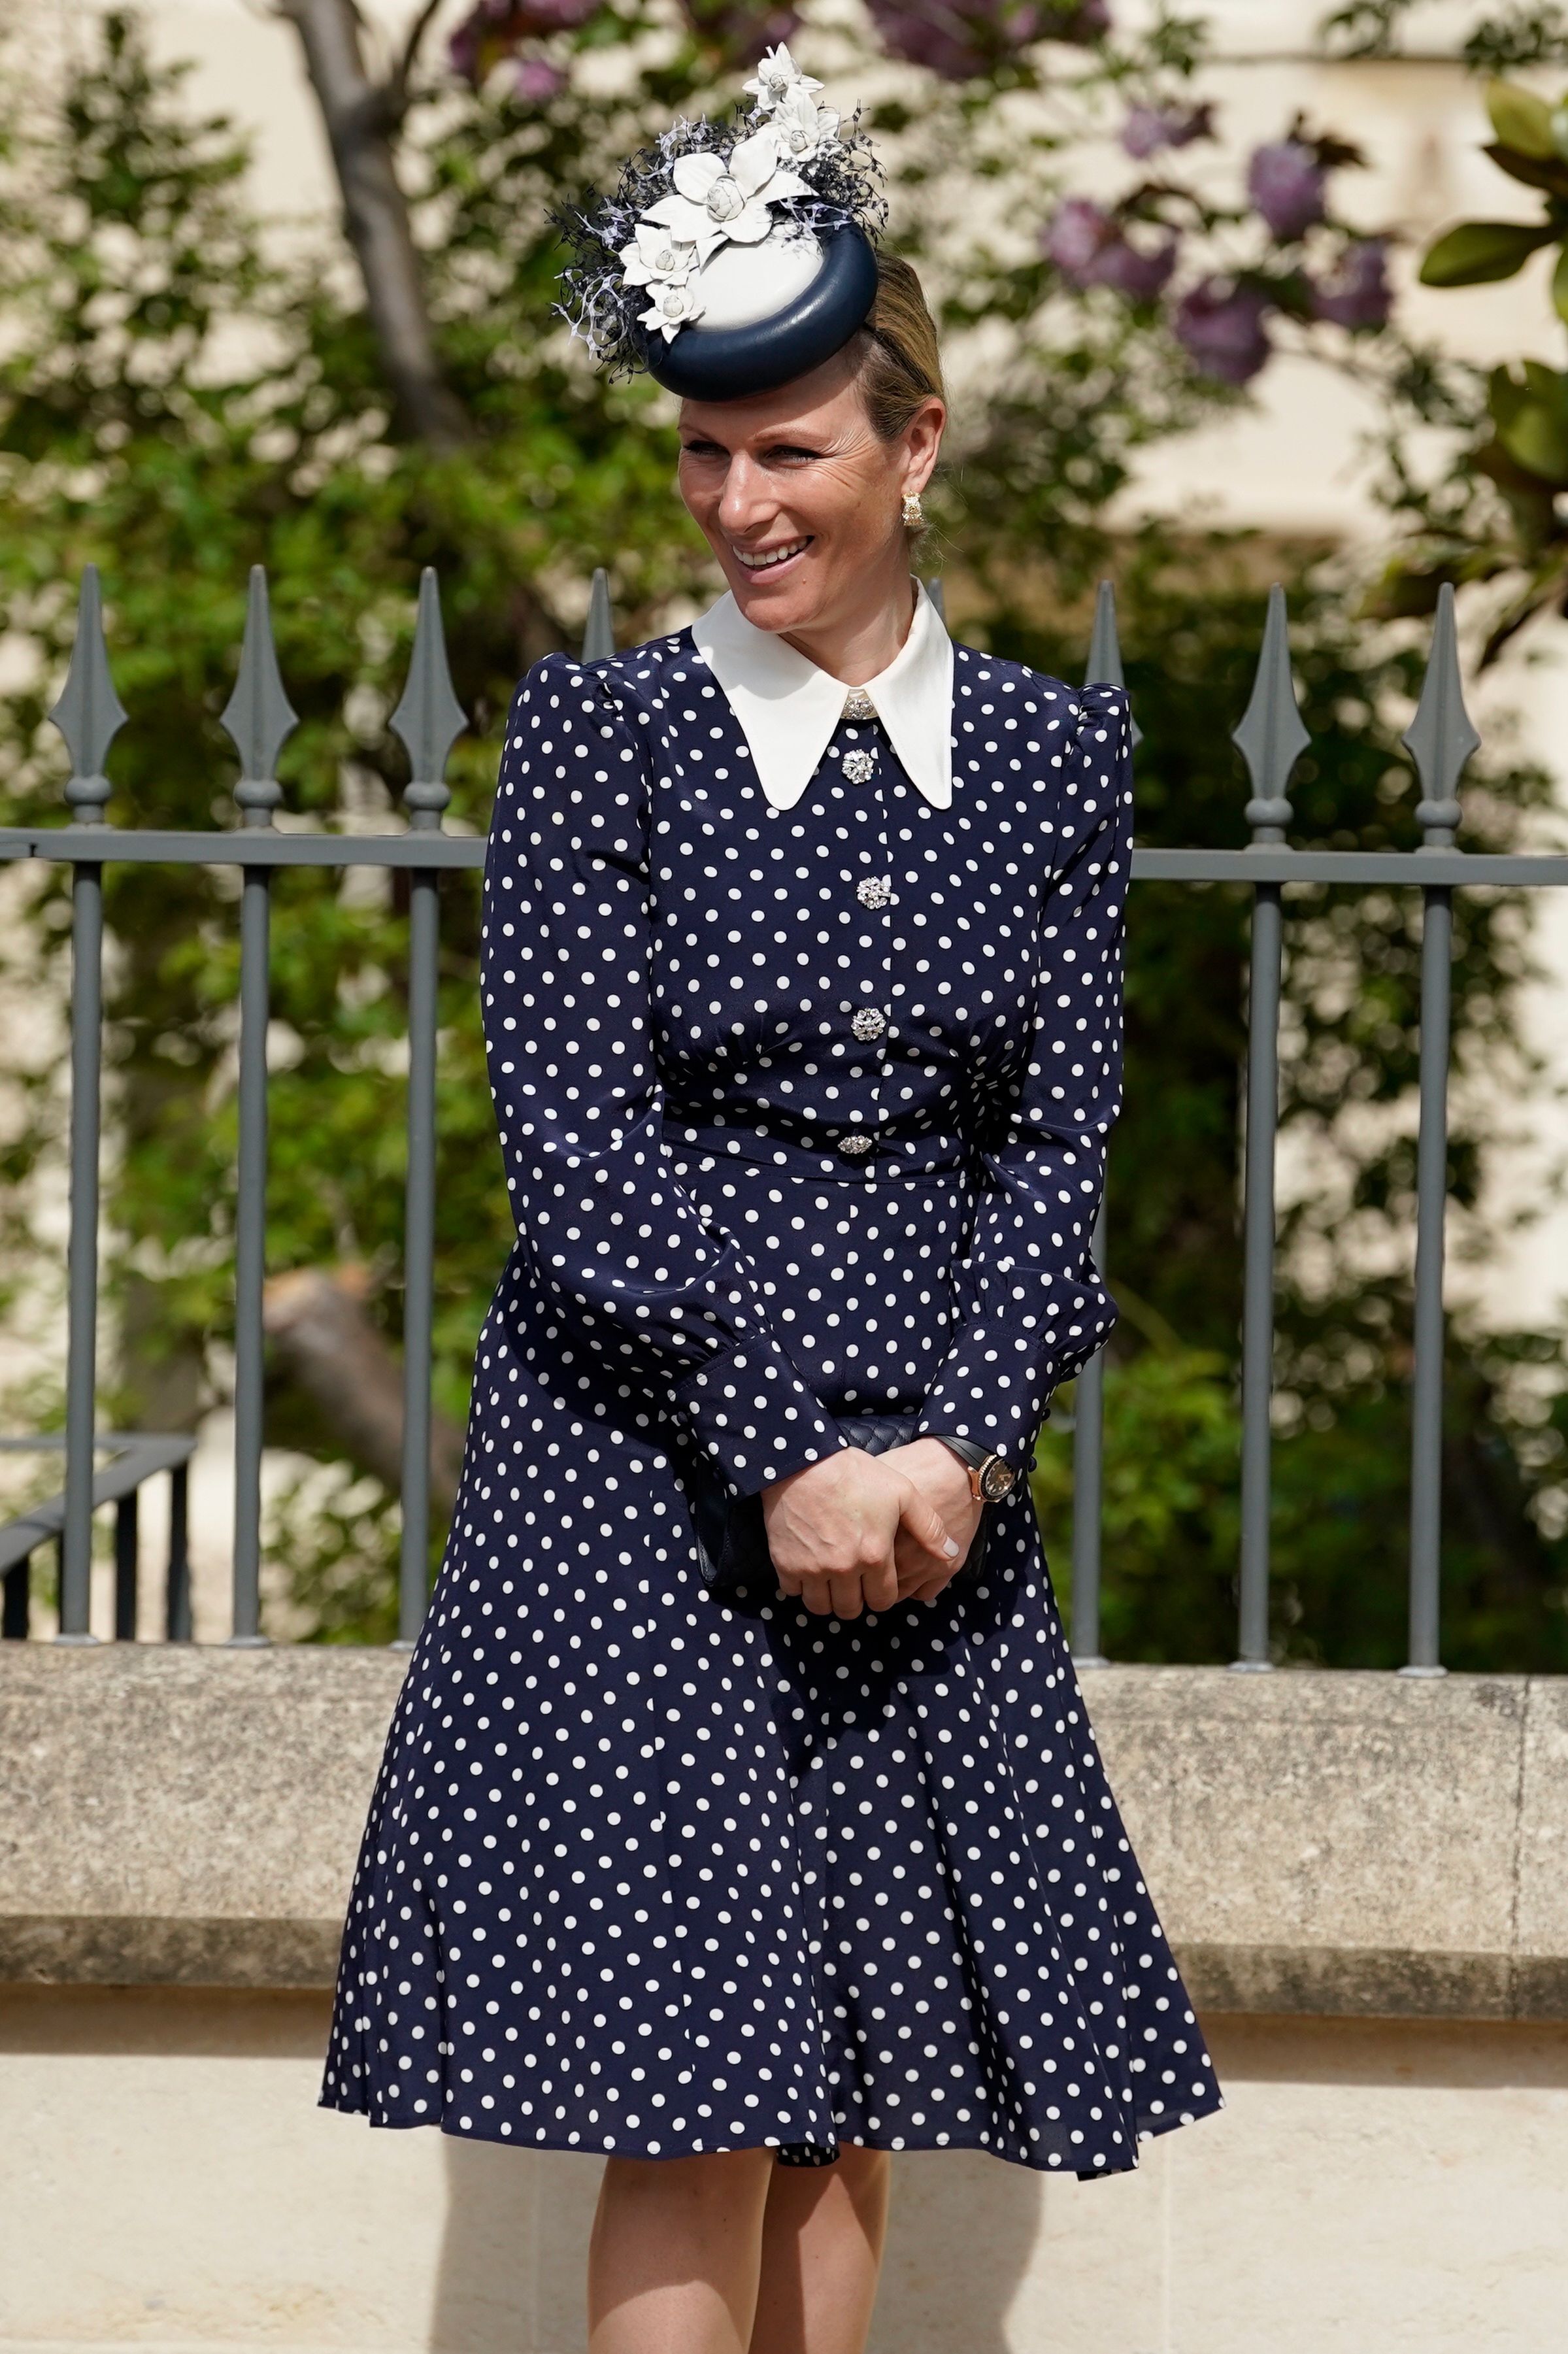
[1482,141,1568,196]
[1495,393,1568,482]
[1420,218,1557,284]
[1488,360,1568,490]
[1522,356,1568,400]
[1552,243,1568,322]
[1473,433,1567,546]
[1485,78,1555,158]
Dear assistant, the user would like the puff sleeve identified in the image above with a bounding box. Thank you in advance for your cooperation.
[482,654,846,1493]
[915,684,1131,1466]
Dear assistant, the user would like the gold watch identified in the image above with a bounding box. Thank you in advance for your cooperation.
[932,1436,1016,1503]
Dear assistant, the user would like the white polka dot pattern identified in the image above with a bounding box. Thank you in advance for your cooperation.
[320,630,1222,2178]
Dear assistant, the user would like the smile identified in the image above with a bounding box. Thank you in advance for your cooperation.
[734,537,812,573]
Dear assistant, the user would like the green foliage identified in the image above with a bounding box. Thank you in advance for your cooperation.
[1420,218,1557,284]
[0,13,697,1454]
[1033,1351,1239,1662]
[1322,0,1568,67]
[967,538,1568,1667]
[1039,1327,1568,1672]
[1,6,1565,1670]
[1486,76,1557,154]
[1388,69,1568,651]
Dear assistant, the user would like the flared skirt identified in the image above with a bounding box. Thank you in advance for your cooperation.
[320,1374,1220,2176]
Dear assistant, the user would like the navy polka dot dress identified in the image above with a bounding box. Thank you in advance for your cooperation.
[320,628,1222,2176]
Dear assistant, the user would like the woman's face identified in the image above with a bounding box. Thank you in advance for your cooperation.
[676,350,945,640]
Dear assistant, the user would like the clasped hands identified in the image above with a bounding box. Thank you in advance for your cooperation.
[759,1438,983,1619]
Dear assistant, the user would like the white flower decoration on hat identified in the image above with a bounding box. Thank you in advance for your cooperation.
[563,56,884,373]
[744,43,824,116]
[618,220,697,288]
[773,86,840,163]
[639,277,707,341]
[642,128,810,264]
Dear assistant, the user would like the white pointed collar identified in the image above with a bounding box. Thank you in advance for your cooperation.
[691,579,954,812]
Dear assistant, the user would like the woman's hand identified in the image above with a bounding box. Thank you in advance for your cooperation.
[761,1449,958,1619]
[882,1438,983,1604]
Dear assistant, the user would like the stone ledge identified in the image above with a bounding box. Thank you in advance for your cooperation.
[0,1915,342,1989]
[4,1647,1565,2017]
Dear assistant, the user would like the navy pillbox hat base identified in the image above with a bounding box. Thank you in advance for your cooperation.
[641,227,878,401]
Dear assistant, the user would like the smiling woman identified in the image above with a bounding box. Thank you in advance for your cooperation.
[676,258,946,682]
[322,45,1221,2354]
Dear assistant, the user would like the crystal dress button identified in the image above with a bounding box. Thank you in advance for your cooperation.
[838,1133,874,1156]
[857,877,892,909]
[842,687,876,721]
[841,747,877,784]
[851,1007,888,1041]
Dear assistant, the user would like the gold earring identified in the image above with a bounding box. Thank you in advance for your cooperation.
[902,490,924,531]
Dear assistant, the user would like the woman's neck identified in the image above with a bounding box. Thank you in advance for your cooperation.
[780,563,917,686]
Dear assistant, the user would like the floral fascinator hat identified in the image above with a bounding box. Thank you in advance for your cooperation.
[558,47,886,401]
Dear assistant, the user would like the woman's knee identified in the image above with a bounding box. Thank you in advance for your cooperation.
[600,2145,775,2215]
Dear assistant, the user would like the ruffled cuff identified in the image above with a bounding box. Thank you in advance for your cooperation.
[674,1339,846,1496]
[916,1357,1048,1468]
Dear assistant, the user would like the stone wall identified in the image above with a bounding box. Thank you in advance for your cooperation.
[6,1648,1567,2011]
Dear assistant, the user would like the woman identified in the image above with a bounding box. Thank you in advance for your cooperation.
[323,50,1220,2353]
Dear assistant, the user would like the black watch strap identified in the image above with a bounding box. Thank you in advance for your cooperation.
[928,1434,1017,1503]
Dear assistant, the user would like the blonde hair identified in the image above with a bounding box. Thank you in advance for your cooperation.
[854,254,946,452]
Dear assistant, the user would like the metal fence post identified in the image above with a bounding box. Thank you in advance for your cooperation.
[166,1460,192,1643]
[2,1559,28,1639]
[48,568,128,1644]
[220,567,297,1647]
[1229,586,1309,1670]
[1401,585,1480,1677]
[1070,582,1141,1668]
[389,569,466,1648]
[114,1487,139,1641]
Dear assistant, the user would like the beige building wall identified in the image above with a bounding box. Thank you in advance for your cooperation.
[5,1989,1568,2354]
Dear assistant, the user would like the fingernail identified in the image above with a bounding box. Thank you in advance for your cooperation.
[943,1538,960,1557]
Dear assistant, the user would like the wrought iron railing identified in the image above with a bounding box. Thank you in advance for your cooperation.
[0,1432,193,1639]
[0,563,1526,1670]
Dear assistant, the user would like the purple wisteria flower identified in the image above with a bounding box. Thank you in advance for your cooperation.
[1092,233,1178,299]
[449,0,598,86]
[1043,197,1114,281]
[1043,201,1176,298]
[514,55,567,99]
[1309,238,1391,329]
[868,0,1108,80]
[1246,139,1327,241]
[1120,100,1213,159]
[1173,280,1272,384]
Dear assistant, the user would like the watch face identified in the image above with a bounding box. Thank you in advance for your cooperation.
[979,1457,1016,1502]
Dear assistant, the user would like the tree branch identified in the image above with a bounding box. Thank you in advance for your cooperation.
[263,1265,465,1513]
[276,0,474,450]
[390,0,448,114]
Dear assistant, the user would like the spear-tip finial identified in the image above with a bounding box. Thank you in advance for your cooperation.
[1402,584,1479,849]
[221,566,297,826]
[1084,580,1143,748]
[581,569,615,664]
[1232,584,1309,845]
[390,569,466,831]
[48,566,127,821]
